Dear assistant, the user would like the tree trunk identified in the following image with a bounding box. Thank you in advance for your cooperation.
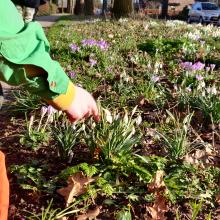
[74,0,84,15]
[84,0,94,16]
[161,0,169,19]
[102,0,108,15]
[67,0,76,14]
[112,0,133,18]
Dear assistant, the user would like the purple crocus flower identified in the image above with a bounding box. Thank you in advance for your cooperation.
[81,39,109,50]
[196,74,204,81]
[194,34,200,41]
[68,71,76,78]
[81,39,97,47]
[186,87,192,92]
[192,61,205,71]
[47,105,57,115]
[69,43,80,52]
[210,64,216,71]
[180,61,193,71]
[96,40,109,50]
[40,106,48,117]
[89,58,97,67]
[151,75,160,82]
[205,66,210,72]
[200,41,205,46]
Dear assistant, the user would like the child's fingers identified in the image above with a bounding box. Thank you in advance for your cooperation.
[90,100,100,122]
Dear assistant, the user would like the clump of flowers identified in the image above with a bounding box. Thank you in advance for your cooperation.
[69,39,109,53]
[69,43,80,52]
[180,61,205,71]
[81,39,109,51]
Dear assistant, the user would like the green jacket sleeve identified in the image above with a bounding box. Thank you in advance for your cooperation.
[0,0,70,99]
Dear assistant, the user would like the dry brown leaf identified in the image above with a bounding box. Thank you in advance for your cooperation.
[184,144,217,166]
[136,95,145,106]
[146,192,168,220]
[76,206,101,220]
[216,194,220,205]
[148,170,166,193]
[57,172,95,206]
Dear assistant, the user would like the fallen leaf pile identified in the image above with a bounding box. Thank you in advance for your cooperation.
[184,144,220,167]
[57,171,95,206]
[145,170,169,220]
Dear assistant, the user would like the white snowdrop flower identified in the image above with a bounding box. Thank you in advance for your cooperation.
[108,34,114,39]
[202,91,206,96]
[200,81,206,88]
[72,123,76,130]
[81,124,86,131]
[211,86,217,95]
[114,114,120,120]
[124,76,130,83]
[91,122,96,129]
[206,87,211,94]
[147,63,152,70]
[131,126,136,135]
[136,115,142,126]
[104,108,113,124]
[144,24,149,31]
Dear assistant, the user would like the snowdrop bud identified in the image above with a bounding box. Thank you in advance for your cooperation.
[131,126,136,135]
[29,115,34,129]
[104,109,113,124]
[58,111,63,116]
[123,112,129,124]
[202,91,206,96]
[131,106,138,116]
[136,115,142,126]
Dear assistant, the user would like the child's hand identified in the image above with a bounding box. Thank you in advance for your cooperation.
[65,86,100,122]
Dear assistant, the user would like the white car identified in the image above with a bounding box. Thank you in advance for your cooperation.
[188,2,220,25]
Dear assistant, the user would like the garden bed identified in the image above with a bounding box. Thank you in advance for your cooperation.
[2,18,220,219]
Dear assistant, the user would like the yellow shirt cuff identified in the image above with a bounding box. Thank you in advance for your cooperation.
[47,81,75,111]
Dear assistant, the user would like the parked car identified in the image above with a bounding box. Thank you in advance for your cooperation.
[187,1,220,25]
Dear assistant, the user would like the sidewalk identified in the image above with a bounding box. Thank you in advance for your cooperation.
[35,14,69,27]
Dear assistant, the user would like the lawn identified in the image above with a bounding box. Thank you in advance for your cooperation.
[1,17,220,219]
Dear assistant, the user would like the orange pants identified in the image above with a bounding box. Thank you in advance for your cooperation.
[0,151,9,220]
